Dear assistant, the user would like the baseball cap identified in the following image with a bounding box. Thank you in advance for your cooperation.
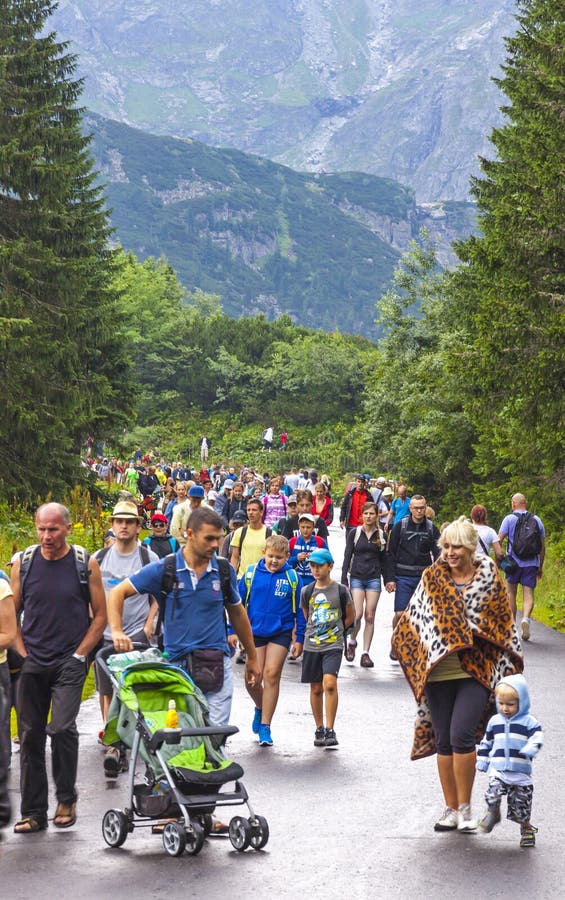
[223,479,235,490]
[376,477,386,485]
[298,513,316,523]
[288,495,298,504]
[150,513,168,525]
[308,548,334,565]
[231,510,247,524]
[188,485,205,498]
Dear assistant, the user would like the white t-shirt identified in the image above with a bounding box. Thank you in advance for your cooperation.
[474,524,499,555]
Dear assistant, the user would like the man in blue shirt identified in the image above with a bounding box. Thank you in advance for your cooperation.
[107,507,260,726]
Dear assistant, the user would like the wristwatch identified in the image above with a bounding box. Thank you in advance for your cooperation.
[73,652,87,663]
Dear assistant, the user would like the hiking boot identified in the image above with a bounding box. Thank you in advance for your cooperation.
[324,728,339,750]
[457,803,477,833]
[314,726,326,747]
[344,638,356,662]
[521,618,530,642]
[103,746,121,778]
[520,824,538,848]
[434,806,458,832]
[252,707,262,735]
[478,803,501,834]
[360,652,374,668]
[258,724,273,747]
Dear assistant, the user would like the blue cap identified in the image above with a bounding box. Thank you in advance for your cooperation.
[308,548,334,565]
[189,485,205,498]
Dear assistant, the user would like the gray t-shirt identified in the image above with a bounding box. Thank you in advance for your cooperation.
[301,580,353,653]
[95,544,158,639]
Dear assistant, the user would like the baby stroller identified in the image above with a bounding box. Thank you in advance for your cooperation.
[97,645,269,857]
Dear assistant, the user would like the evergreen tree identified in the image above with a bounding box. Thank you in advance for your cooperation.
[454,0,564,519]
[0,0,135,499]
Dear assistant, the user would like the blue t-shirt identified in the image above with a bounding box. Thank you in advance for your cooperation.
[391,497,411,524]
[129,550,240,661]
[499,511,545,567]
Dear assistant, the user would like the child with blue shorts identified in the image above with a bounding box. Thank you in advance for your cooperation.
[237,535,305,747]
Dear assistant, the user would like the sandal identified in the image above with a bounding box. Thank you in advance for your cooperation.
[14,816,48,834]
[53,802,77,828]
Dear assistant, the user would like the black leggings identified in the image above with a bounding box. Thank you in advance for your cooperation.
[424,678,490,755]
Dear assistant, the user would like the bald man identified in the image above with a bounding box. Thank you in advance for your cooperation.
[498,494,545,641]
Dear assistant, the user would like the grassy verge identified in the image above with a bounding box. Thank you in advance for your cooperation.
[524,541,565,632]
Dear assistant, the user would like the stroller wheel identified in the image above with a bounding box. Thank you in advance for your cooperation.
[162,821,187,857]
[228,815,252,852]
[185,820,205,856]
[102,809,129,848]
[249,815,269,850]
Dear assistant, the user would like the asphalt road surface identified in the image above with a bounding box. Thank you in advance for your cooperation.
[2,519,563,899]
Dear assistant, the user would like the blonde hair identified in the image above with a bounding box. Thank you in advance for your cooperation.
[438,516,478,553]
[264,534,290,554]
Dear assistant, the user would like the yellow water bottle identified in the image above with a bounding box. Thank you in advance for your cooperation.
[165,699,178,728]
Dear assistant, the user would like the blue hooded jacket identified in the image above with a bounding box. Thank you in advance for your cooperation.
[476,674,543,776]
[237,559,306,642]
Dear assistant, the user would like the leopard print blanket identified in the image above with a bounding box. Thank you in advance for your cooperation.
[391,555,523,760]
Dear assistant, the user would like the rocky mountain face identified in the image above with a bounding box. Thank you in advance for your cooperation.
[88,114,476,337]
[53,0,516,201]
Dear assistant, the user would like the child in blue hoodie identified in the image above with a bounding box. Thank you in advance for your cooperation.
[476,674,543,847]
[237,534,306,747]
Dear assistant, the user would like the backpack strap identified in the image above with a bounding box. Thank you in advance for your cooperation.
[285,568,298,614]
[139,544,151,566]
[20,544,91,607]
[155,552,179,645]
[243,563,257,606]
[216,555,233,605]
[353,526,363,547]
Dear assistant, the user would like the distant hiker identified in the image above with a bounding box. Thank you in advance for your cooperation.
[498,494,545,641]
[200,435,211,462]
[262,426,273,451]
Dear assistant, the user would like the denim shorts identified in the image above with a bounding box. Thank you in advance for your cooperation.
[394,576,421,612]
[350,576,382,592]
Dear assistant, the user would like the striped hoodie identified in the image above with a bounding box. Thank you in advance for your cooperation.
[477,674,543,776]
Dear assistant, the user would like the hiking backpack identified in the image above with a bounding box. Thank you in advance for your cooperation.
[511,512,543,559]
[19,543,91,606]
[242,563,299,613]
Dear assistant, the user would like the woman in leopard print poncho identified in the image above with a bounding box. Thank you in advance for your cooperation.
[391,516,522,833]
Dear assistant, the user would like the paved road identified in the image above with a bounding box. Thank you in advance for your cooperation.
[2,520,563,899]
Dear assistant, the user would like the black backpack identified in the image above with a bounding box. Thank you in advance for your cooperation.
[154,554,232,645]
[511,512,542,559]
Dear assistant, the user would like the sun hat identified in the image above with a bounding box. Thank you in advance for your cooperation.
[111,500,142,521]
[308,548,334,565]
[383,486,394,497]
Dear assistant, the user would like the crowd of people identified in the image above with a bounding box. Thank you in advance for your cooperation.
[0,456,547,848]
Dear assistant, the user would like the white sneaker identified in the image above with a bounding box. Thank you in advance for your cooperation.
[457,803,477,833]
[434,806,458,832]
[521,619,530,641]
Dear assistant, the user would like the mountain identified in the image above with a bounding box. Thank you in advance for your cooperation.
[87,113,476,337]
[53,0,516,201]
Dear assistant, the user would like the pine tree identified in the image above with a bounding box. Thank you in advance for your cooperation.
[454,0,564,514]
[0,0,135,499]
